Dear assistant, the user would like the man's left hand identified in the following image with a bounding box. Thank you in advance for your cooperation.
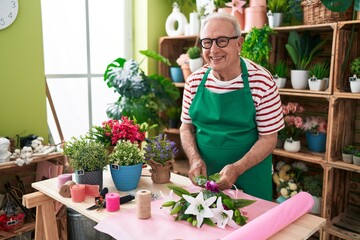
[217,164,239,190]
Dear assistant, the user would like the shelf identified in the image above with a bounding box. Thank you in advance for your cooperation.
[279,89,332,98]
[334,92,360,99]
[273,148,326,165]
[328,160,360,173]
[0,222,35,240]
[324,223,360,240]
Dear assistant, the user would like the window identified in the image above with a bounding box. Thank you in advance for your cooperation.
[41,0,132,144]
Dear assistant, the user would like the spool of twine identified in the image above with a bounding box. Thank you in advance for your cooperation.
[136,189,151,219]
[59,180,76,198]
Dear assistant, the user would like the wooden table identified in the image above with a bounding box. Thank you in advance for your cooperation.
[23,168,326,240]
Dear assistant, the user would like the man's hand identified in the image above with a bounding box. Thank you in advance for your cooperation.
[217,164,239,190]
[188,159,207,186]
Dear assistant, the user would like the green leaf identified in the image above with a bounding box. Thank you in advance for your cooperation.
[168,185,191,197]
[170,201,182,215]
[193,175,207,186]
[140,49,171,66]
[162,201,176,207]
[233,199,257,209]
[208,173,220,183]
[202,218,216,227]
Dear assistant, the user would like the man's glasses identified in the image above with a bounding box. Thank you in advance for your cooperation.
[199,36,239,49]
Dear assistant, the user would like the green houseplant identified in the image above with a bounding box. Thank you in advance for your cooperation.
[241,25,274,69]
[342,144,356,164]
[270,60,289,89]
[144,134,178,183]
[109,139,145,191]
[308,61,330,91]
[267,0,289,27]
[303,174,323,214]
[187,46,203,72]
[104,50,180,130]
[349,57,360,93]
[285,30,328,90]
[63,136,109,189]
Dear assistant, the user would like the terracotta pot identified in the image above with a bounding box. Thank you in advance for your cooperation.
[148,159,173,184]
[218,7,245,30]
[181,64,191,81]
[244,6,267,31]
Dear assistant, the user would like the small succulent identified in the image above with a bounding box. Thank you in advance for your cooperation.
[187,46,201,59]
[351,57,360,78]
[342,144,357,154]
[271,60,289,78]
[308,61,330,80]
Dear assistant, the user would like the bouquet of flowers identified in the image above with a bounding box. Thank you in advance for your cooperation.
[301,116,327,134]
[278,102,304,141]
[88,116,146,147]
[162,174,255,229]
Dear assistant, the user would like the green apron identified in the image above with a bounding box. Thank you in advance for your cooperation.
[188,58,272,200]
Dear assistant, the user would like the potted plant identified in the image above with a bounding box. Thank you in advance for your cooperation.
[63,136,109,189]
[301,116,327,153]
[165,105,181,128]
[285,31,328,90]
[104,50,180,130]
[342,144,356,164]
[108,139,145,191]
[270,60,289,89]
[144,134,178,183]
[278,102,304,152]
[88,116,147,151]
[308,61,330,91]
[303,174,323,214]
[353,150,360,166]
[187,46,203,72]
[349,57,360,93]
[241,25,274,69]
[266,0,289,27]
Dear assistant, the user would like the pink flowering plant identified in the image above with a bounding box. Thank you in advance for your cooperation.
[88,116,146,147]
[162,174,255,229]
[278,102,304,141]
[301,116,327,134]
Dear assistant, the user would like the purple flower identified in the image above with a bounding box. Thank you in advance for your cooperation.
[205,180,219,193]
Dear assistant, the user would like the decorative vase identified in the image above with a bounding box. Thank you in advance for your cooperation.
[291,70,309,90]
[284,138,301,153]
[306,132,326,153]
[110,163,143,191]
[165,3,187,37]
[189,12,200,35]
[170,66,184,82]
[74,170,103,189]
[148,159,173,184]
[342,153,353,164]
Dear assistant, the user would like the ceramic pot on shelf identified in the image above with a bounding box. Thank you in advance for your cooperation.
[306,131,326,153]
[291,70,309,90]
[349,76,360,93]
[284,138,301,153]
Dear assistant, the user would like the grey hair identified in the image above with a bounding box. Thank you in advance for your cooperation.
[200,12,242,38]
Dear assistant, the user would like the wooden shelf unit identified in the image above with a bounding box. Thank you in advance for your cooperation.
[158,20,360,239]
[0,152,65,240]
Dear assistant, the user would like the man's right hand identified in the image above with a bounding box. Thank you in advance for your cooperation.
[188,159,207,185]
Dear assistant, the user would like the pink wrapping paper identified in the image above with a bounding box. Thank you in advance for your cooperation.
[95,189,313,240]
[221,192,314,240]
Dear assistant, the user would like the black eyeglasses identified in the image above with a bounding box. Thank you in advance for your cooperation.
[199,36,239,49]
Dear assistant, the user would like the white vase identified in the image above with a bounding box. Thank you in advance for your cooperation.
[267,11,284,28]
[291,70,309,90]
[189,58,203,72]
[349,76,360,93]
[165,3,187,37]
[189,12,200,35]
[284,138,301,152]
[308,77,327,91]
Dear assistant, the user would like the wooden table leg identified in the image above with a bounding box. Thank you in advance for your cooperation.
[23,191,59,240]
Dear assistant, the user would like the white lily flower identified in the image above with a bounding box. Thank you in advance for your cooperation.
[183,192,216,228]
[211,197,238,229]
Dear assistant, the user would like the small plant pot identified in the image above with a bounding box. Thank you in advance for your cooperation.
[291,70,309,90]
[274,77,286,89]
[170,66,184,83]
[342,153,353,164]
[353,155,360,166]
[189,58,203,72]
[267,12,284,28]
[310,196,322,215]
[349,77,360,93]
[284,138,301,153]
[308,77,327,91]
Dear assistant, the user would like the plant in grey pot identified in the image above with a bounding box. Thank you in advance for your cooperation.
[267,0,289,27]
[303,174,323,214]
[187,46,203,72]
[349,57,360,93]
[270,60,289,89]
[63,136,109,189]
[353,149,360,166]
[104,50,180,131]
[285,31,328,90]
[342,144,356,164]
[308,61,330,91]
[109,139,145,191]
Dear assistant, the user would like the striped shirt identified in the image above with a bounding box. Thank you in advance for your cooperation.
[181,58,285,135]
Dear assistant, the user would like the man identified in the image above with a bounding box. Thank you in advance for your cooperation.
[179,12,284,200]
